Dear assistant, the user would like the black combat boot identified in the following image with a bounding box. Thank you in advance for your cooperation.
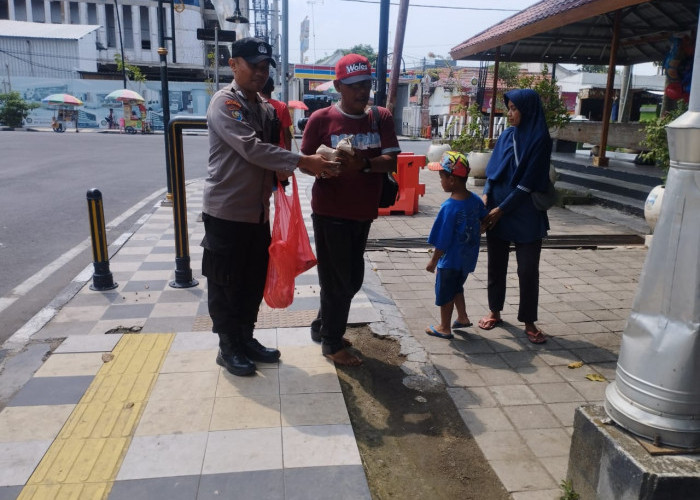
[310,312,322,342]
[243,338,281,363]
[216,333,256,376]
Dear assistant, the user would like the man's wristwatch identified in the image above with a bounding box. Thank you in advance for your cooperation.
[361,158,372,173]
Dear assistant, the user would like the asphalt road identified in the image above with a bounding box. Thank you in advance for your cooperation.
[0,129,429,346]
[0,130,210,345]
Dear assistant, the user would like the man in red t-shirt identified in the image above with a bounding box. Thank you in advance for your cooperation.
[261,77,292,150]
[301,53,401,366]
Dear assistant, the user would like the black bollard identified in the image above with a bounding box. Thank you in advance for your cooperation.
[86,189,118,291]
[166,116,205,288]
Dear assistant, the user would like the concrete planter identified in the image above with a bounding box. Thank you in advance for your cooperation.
[467,151,492,186]
[644,184,665,233]
[426,142,451,163]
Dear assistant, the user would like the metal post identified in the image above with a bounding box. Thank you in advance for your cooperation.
[374,0,390,107]
[113,0,127,89]
[167,116,205,288]
[86,189,118,291]
[604,12,700,449]
[170,0,176,62]
[158,0,173,205]
[271,0,280,86]
[488,48,499,147]
[386,0,408,115]
[281,0,288,104]
[214,26,219,90]
[595,9,622,167]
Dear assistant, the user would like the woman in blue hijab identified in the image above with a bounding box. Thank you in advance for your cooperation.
[478,89,550,344]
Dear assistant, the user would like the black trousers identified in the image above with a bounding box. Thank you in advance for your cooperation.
[486,233,542,324]
[202,214,270,351]
[312,214,372,355]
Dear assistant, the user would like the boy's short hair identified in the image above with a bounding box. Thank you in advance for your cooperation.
[427,151,470,178]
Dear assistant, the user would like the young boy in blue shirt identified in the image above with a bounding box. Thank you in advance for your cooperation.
[425,151,487,339]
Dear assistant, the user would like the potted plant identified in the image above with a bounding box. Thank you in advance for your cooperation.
[450,101,490,184]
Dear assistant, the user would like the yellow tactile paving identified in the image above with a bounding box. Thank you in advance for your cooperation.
[18,333,174,500]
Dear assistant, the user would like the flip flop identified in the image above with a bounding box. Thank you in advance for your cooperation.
[526,329,547,344]
[452,320,473,329]
[478,317,503,330]
[425,325,454,340]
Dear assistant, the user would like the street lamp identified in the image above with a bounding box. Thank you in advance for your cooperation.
[113,0,127,88]
[225,0,249,24]
[226,0,249,43]
[157,0,173,204]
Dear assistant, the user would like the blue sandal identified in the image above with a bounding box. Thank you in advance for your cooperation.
[452,320,473,329]
[425,325,454,340]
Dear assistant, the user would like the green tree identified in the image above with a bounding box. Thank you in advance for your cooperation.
[450,101,487,153]
[114,54,147,89]
[580,64,608,73]
[517,65,570,130]
[496,62,521,88]
[490,62,522,114]
[0,91,39,128]
[342,44,377,67]
[640,100,687,174]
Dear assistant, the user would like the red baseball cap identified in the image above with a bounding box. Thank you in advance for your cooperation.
[335,54,373,84]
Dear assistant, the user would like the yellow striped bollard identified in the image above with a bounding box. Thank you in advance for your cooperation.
[86,188,118,291]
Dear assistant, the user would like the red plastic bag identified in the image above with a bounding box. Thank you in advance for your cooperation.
[263,175,317,308]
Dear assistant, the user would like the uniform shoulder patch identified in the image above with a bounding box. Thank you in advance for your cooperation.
[230,109,243,121]
[225,99,242,110]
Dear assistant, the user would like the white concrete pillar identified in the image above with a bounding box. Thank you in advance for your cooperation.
[79,0,87,25]
[149,5,158,60]
[132,4,141,59]
[97,3,107,47]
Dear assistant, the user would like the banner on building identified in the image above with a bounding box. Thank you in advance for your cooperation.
[300,17,309,57]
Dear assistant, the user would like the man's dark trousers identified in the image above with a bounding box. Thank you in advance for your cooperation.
[202,214,270,350]
[312,214,371,355]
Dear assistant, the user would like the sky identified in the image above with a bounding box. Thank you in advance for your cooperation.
[282,0,658,75]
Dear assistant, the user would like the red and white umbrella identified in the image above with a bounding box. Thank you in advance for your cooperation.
[41,93,84,106]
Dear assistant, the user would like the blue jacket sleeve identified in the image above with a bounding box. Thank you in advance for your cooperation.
[498,187,530,214]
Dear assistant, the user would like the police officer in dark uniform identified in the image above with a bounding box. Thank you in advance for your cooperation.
[203,37,339,376]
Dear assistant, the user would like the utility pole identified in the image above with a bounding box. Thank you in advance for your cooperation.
[282,0,288,103]
[387,0,409,114]
[271,0,280,86]
[374,0,390,107]
[5,63,11,92]
[214,26,219,90]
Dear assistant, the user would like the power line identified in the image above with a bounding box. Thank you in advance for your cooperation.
[0,48,78,73]
[338,0,519,11]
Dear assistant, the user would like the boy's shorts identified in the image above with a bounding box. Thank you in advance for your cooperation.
[435,267,468,306]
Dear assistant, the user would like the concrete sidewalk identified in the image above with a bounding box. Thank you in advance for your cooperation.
[0,166,649,499]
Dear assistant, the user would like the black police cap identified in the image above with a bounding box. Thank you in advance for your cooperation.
[230,37,276,67]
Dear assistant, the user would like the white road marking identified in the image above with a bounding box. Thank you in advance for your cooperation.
[0,187,167,349]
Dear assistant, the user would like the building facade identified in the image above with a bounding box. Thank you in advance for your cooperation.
[0,0,237,81]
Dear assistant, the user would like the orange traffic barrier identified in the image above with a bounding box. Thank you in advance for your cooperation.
[378,153,427,216]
